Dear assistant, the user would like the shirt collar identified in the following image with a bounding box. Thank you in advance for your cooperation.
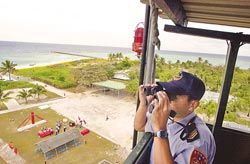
[167,112,196,134]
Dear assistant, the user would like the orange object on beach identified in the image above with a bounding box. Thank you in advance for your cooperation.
[38,128,53,138]
[80,129,90,136]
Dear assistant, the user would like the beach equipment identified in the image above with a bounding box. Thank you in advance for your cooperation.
[132,22,144,58]
[80,129,90,136]
[38,128,54,138]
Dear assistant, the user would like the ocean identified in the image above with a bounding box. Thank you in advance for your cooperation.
[0,41,249,69]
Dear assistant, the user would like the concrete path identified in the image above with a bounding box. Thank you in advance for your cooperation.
[0,98,65,115]
[30,81,74,97]
[1,75,76,114]
[1,75,136,154]
[5,99,20,109]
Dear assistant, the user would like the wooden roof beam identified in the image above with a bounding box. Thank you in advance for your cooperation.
[164,24,250,43]
[188,17,250,29]
[186,13,250,24]
[181,0,250,7]
[154,0,187,27]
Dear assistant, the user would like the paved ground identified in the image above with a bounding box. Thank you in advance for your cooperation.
[50,92,136,152]
[1,79,137,154]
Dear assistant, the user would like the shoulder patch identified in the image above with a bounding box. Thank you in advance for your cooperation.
[190,149,208,164]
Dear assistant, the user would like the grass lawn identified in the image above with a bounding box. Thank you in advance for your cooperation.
[0,108,123,163]
[16,91,61,105]
[15,64,77,89]
[0,80,35,91]
[14,58,113,90]
[0,157,5,163]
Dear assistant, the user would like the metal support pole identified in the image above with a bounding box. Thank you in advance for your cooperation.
[132,4,150,149]
[144,8,158,84]
[133,2,159,147]
[212,37,241,133]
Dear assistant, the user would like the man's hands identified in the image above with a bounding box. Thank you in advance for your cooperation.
[151,91,171,132]
[134,85,154,131]
[138,85,154,107]
[136,85,171,132]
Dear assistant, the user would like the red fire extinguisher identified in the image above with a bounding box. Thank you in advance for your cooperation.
[132,22,144,58]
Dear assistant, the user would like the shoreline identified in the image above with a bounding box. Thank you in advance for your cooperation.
[15,57,87,70]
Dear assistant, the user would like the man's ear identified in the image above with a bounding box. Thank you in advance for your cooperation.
[189,100,200,112]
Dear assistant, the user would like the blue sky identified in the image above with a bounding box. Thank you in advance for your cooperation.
[0,0,250,56]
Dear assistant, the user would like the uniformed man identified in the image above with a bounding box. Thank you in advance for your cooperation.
[134,71,216,164]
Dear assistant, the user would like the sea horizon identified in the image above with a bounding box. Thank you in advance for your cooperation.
[0,40,249,69]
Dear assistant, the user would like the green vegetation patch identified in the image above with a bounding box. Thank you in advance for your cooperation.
[0,80,35,91]
[12,55,250,128]
[15,90,60,105]
[0,108,123,163]
[15,64,76,89]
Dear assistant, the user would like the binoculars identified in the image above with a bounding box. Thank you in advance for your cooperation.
[143,86,177,101]
[143,86,177,118]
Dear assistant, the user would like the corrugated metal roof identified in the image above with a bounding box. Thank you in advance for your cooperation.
[141,0,250,28]
[93,80,126,90]
[36,129,81,153]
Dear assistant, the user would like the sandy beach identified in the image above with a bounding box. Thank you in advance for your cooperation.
[15,57,86,70]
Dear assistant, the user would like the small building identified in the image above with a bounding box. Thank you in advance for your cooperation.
[36,129,81,160]
[92,80,126,97]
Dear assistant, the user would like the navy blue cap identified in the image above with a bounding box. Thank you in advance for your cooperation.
[157,71,205,100]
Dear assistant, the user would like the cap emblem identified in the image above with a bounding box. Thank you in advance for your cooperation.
[174,72,183,81]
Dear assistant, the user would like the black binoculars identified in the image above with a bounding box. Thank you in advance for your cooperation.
[143,86,177,101]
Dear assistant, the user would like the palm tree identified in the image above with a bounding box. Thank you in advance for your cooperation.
[17,89,32,104]
[198,57,203,63]
[30,84,47,101]
[0,88,12,110]
[117,52,123,60]
[108,53,113,61]
[0,60,17,81]
[159,57,166,65]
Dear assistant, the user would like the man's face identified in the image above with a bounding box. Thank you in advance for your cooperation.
[169,95,193,118]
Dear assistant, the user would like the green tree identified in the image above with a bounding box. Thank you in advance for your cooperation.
[72,64,108,87]
[121,57,131,68]
[197,101,217,122]
[159,57,166,65]
[108,53,114,61]
[17,89,32,104]
[224,111,237,122]
[198,57,203,63]
[0,60,17,81]
[116,52,123,60]
[30,84,47,101]
[0,88,12,110]
[126,79,138,96]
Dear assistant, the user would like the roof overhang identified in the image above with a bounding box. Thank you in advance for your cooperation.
[141,0,250,28]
